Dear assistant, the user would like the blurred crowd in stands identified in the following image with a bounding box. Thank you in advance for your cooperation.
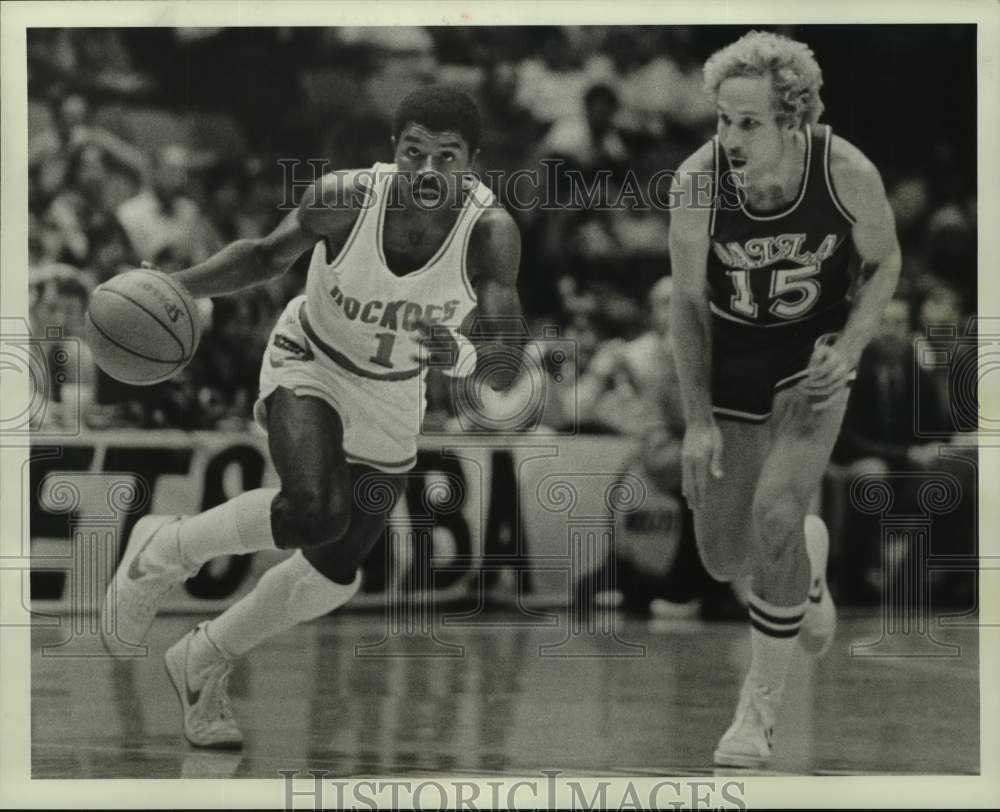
[26,26,978,603]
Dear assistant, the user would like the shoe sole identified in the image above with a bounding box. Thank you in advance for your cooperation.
[713,748,770,769]
[165,635,244,751]
[800,589,837,657]
[100,514,177,655]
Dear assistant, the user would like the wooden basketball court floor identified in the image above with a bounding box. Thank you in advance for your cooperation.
[30,609,979,779]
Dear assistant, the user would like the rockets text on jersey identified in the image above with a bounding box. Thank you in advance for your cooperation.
[301,163,494,380]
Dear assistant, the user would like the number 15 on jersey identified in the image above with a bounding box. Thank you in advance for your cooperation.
[726,263,822,321]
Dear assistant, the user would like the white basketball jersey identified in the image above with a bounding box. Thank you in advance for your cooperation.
[302,162,491,381]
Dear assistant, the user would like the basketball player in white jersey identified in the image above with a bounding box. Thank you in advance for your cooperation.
[669,32,900,767]
[100,86,524,749]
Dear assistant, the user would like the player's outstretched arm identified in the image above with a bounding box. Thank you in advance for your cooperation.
[466,207,527,392]
[802,140,902,401]
[172,171,361,298]
[669,149,724,507]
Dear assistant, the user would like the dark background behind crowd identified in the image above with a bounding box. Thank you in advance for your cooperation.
[26,25,978,606]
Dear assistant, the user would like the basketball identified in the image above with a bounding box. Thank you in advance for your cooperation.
[84,269,201,385]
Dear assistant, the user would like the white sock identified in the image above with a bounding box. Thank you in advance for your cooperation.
[177,488,280,566]
[747,592,808,697]
[196,551,361,662]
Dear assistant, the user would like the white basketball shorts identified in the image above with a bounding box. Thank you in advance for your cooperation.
[253,296,422,472]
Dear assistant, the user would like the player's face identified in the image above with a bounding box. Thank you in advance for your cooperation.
[393,124,475,211]
[154,147,189,199]
[716,76,796,181]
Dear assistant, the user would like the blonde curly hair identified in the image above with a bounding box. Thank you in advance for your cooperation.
[703,31,825,129]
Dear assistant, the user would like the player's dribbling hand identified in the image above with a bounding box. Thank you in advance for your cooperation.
[681,421,723,509]
[801,333,857,411]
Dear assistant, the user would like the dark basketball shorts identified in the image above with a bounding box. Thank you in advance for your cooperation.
[710,305,852,423]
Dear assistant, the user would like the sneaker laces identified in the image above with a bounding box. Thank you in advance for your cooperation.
[204,663,236,724]
[732,682,776,745]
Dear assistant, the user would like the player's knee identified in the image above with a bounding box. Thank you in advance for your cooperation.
[752,495,806,559]
[700,554,746,584]
[324,487,353,543]
[274,489,351,549]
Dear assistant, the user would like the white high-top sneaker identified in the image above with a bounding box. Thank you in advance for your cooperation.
[101,515,198,653]
[713,675,780,768]
[799,517,836,657]
[165,623,244,750]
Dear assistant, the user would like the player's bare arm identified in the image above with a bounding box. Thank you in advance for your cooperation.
[669,144,724,508]
[172,169,370,298]
[802,139,901,404]
[465,205,526,391]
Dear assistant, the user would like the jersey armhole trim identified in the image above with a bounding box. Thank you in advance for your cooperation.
[459,206,482,303]
[324,169,377,270]
[824,126,859,225]
[709,137,719,238]
[712,406,771,423]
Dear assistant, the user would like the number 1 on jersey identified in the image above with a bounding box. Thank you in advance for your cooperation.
[370,332,395,368]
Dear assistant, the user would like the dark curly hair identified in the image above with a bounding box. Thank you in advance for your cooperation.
[392,85,482,153]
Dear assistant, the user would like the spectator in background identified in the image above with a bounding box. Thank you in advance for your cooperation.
[514,29,595,127]
[117,144,216,270]
[535,84,630,284]
[29,91,149,203]
[926,200,976,297]
[832,297,973,603]
[186,292,277,428]
[573,277,739,618]
[616,28,714,136]
[571,278,686,467]
[915,282,974,434]
[29,29,153,98]
[28,264,97,430]
[29,263,91,341]
[44,143,137,281]
[606,174,671,286]
[203,162,263,245]
[887,176,934,300]
[835,298,946,472]
[351,27,439,120]
[538,83,628,172]
[89,225,137,285]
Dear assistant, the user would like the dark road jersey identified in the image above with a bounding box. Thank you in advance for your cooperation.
[706,124,856,329]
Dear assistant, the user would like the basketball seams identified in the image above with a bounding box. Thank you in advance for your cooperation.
[95,287,187,361]
[85,311,181,382]
[133,269,197,348]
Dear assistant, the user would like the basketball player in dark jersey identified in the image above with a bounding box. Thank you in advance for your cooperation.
[669,32,900,767]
